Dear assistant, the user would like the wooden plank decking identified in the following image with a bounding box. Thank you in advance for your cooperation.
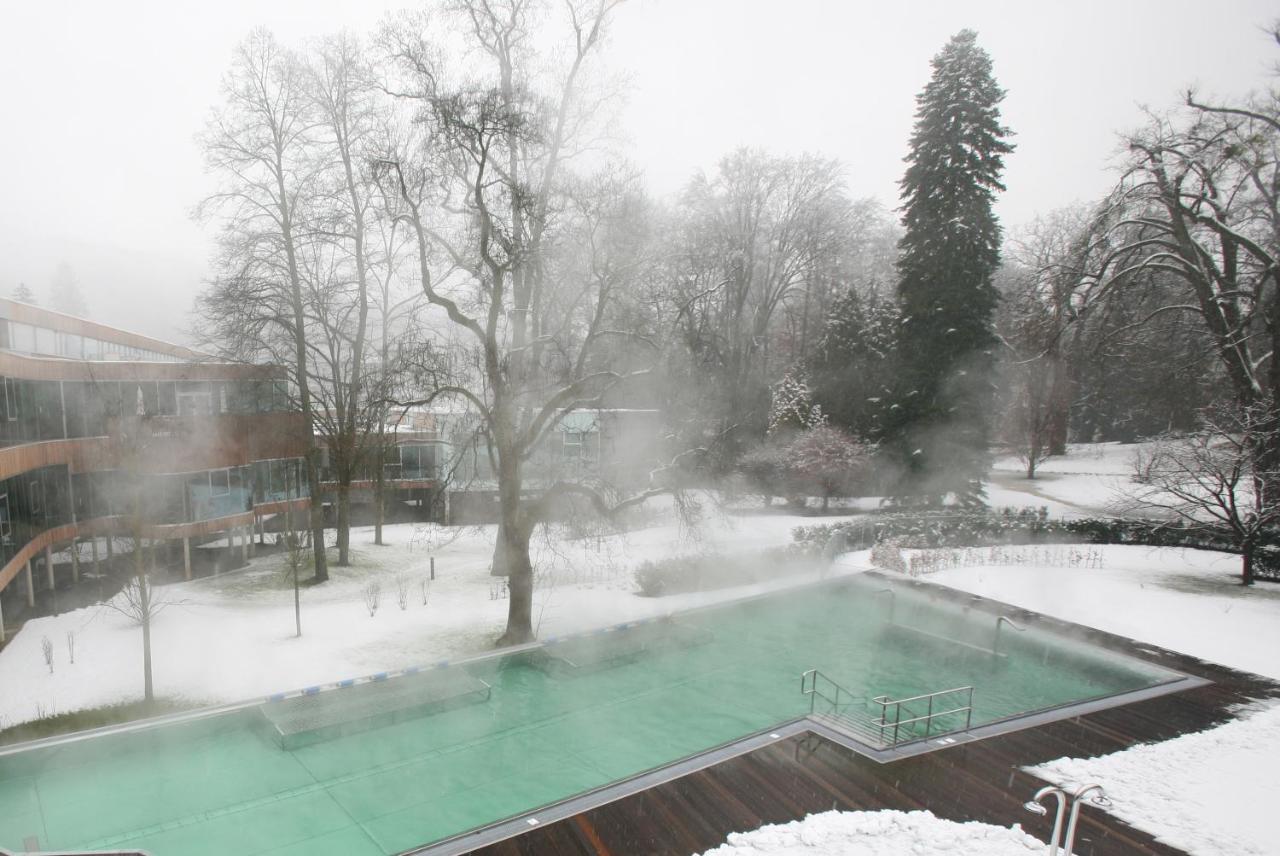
[462,595,1280,856]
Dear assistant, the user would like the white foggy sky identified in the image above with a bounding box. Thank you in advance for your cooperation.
[0,0,1276,344]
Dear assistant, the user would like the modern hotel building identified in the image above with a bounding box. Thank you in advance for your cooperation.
[0,298,310,641]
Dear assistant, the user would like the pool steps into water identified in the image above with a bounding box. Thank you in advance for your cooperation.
[256,618,713,748]
[259,670,492,750]
[531,619,714,677]
[801,668,975,748]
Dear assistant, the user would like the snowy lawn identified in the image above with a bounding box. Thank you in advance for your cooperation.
[699,810,1044,855]
[928,543,1280,680]
[0,503,856,730]
[986,441,1149,518]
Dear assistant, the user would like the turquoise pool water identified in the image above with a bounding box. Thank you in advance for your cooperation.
[0,577,1178,855]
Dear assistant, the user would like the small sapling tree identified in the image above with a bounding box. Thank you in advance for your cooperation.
[395,574,409,610]
[281,510,309,638]
[362,580,382,617]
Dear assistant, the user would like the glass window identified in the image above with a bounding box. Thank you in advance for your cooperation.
[4,377,16,421]
[57,332,83,358]
[157,382,177,415]
[9,322,35,352]
[211,469,230,496]
[177,383,212,417]
[34,326,55,355]
[140,382,158,416]
[0,493,9,542]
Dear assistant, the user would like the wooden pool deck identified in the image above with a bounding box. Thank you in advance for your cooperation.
[459,595,1280,856]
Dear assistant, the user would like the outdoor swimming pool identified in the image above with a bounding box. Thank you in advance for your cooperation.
[0,576,1187,856]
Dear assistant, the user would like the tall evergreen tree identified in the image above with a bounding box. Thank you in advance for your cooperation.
[889,29,1013,505]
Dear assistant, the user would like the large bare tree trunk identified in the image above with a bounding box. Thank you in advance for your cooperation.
[496,515,534,645]
[336,484,351,565]
[374,426,386,546]
[138,536,153,703]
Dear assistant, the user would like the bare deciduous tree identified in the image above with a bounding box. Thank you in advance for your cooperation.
[376,0,700,645]
[198,29,330,582]
[1123,405,1280,585]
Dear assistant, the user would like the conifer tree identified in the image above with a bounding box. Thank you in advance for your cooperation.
[767,369,823,436]
[809,284,897,441]
[889,29,1013,505]
[10,282,36,304]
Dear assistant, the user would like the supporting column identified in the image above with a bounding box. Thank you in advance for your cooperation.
[25,561,34,608]
[247,524,255,559]
[91,537,100,575]
[106,537,114,560]
[70,539,80,584]
[183,537,192,581]
[241,527,249,562]
[45,546,54,590]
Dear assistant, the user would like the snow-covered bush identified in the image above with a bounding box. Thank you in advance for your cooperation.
[634,545,820,597]
[869,539,908,574]
[361,581,382,617]
[782,425,873,510]
[41,636,54,674]
[737,443,789,505]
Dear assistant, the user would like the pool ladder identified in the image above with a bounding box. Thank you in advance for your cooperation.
[801,669,975,748]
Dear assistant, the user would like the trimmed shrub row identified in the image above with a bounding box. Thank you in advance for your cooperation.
[793,510,1280,580]
[634,543,820,597]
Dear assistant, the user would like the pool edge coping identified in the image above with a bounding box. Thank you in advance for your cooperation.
[400,671,1211,856]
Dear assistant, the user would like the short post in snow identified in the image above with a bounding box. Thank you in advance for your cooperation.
[430,556,435,580]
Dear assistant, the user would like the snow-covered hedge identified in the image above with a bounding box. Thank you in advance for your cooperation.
[634,544,820,597]
[794,511,1280,580]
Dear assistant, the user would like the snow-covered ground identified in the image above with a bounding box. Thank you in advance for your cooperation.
[0,501,856,729]
[987,441,1148,518]
[1031,704,1280,856]
[699,810,1044,855]
[928,543,1280,680]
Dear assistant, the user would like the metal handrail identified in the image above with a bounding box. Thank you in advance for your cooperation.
[800,669,863,717]
[873,587,896,623]
[872,685,972,707]
[802,672,976,748]
[872,685,975,746]
[994,615,1026,656]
